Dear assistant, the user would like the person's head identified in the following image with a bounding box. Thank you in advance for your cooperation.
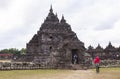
[95,56,99,59]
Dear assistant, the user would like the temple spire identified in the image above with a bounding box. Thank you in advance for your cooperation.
[96,43,103,50]
[109,41,112,46]
[62,15,64,19]
[44,5,59,22]
[98,43,100,47]
[50,5,53,13]
[60,14,66,23]
[55,13,59,22]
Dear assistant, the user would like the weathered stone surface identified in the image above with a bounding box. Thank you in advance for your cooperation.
[87,42,120,60]
[26,6,88,69]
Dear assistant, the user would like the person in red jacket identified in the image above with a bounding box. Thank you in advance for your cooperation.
[94,56,100,73]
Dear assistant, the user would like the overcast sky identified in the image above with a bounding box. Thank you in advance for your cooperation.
[0,0,120,50]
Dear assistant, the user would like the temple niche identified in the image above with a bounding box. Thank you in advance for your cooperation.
[26,6,87,69]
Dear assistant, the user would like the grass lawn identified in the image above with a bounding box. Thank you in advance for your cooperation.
[0,68,120,79]
[91,68,120,79]
[0,69,71,79]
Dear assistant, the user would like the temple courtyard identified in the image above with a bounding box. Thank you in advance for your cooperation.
[0,68,120,79]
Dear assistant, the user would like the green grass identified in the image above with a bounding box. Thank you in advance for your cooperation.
[0,69,71,79]
[0,68,120,79]
[91,68,120,79]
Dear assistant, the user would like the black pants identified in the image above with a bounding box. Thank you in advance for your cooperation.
[96,65,100,73]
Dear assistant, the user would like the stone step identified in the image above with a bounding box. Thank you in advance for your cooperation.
[71,64,87,70]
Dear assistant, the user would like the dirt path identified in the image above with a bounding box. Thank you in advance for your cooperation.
[50,69,120,79]
[50,70,95,79]
[69,70,94,79]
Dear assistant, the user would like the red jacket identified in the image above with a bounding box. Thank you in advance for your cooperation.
[94,56,100,64]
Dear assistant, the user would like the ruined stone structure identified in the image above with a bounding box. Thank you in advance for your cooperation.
[26,6,87,69]
[87,42,120,60]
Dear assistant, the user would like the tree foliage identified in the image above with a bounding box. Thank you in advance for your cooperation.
[0,48,26,55]
[20,48,26,55]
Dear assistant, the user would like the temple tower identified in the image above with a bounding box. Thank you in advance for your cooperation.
[26,6,86,69]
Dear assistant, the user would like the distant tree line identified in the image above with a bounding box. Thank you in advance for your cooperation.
[0,48,26,55]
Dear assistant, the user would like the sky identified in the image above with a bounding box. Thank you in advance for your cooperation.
[0,0,120,50]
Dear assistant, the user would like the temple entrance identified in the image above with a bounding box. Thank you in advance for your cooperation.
[71,49,79,64]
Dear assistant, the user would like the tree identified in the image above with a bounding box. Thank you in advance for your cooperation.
[0,49,10,54]
[20,48,26,55]
[8,48,20,55]
[0,48,26,55]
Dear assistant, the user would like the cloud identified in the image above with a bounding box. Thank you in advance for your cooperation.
[62,0,120,48]
[0,0,120,49]
[0,0,53,49]
[95,16,120,31]
[0,0,11,9]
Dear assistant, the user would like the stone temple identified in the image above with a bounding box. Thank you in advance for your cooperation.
[26,6,89,69]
